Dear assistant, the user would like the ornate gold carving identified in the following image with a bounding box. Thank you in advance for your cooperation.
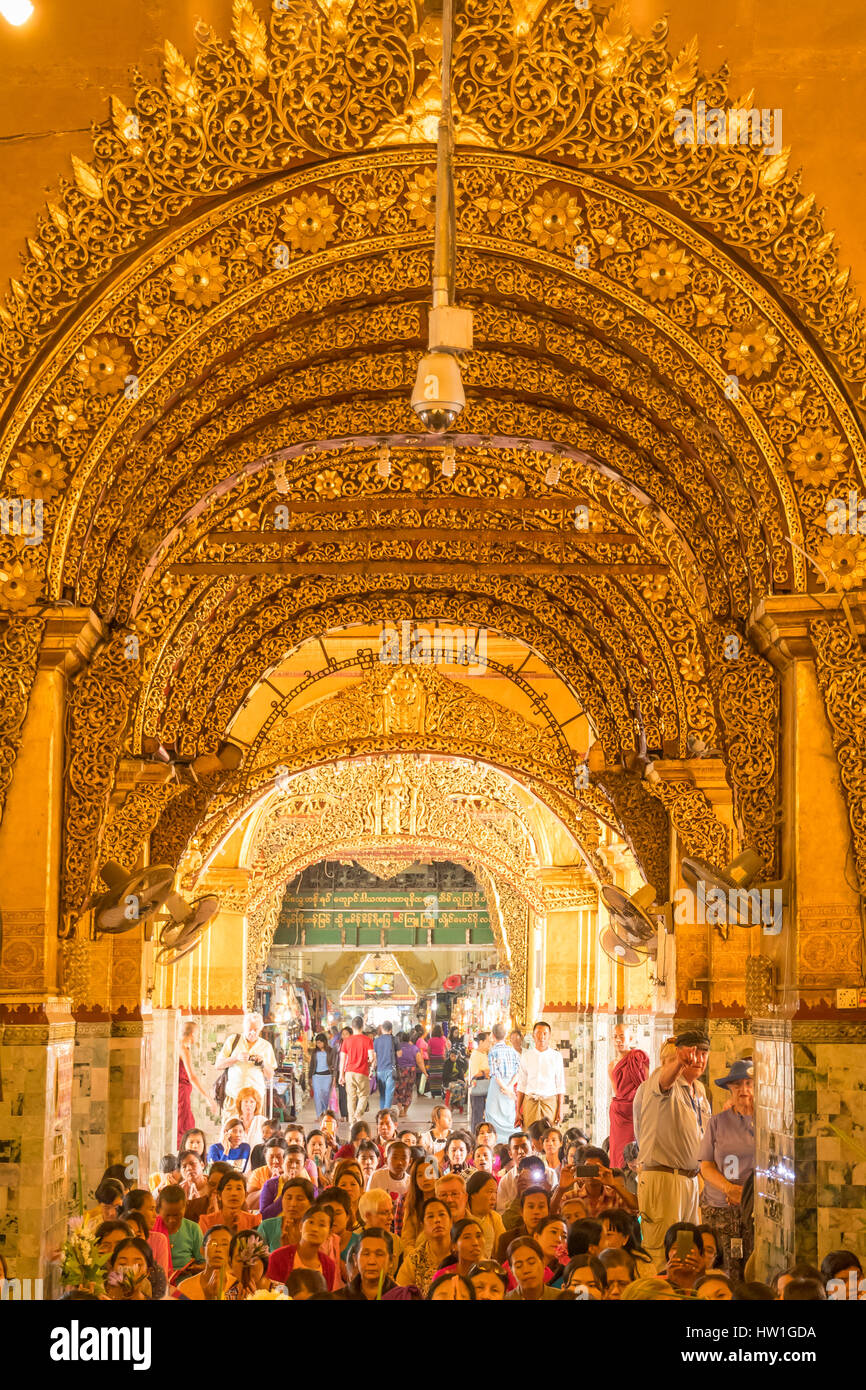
[101,780,184,869]
[0,615,45,830]
[252,662,571,788]
[592,769,671,900]
[643,774,729,868]
[245,895,280,1009]
[0,0,861,998]
[811,616,866,892]
[706,629,780,875]
[353,856,415,880]
[150,781,215,871]
[62,635,140,923]
[244,756,543,913]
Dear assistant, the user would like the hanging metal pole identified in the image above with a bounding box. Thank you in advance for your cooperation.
[432,0,455,310]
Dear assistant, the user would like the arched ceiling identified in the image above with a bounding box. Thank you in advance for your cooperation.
[1,0,863,922]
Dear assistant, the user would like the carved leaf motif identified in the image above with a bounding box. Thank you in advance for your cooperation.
[163,41,200,114]
[666,35,699,98]
[594,0,632,82]
[232,0,269,82]
[70,155,102,202]
[759,148,790,190]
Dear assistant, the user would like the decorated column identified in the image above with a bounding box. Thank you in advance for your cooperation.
[749,596,866,1274]
[0,610,102,1277]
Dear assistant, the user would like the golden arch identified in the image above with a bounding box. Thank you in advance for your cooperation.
[1,0,864,914]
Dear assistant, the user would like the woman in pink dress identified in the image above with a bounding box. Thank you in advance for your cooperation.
[608,1024,649,1169]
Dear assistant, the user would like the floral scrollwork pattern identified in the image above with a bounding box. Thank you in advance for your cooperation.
[811,616,866,893]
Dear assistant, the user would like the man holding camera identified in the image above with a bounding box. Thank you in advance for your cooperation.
[634,1029,710,1271]
[214,1011,276,1119]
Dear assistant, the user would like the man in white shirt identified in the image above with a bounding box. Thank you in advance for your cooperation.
[214,1012,276,1118]
[515,1021,565,1128]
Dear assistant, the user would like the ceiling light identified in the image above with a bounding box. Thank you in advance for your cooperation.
[1,0,34,23]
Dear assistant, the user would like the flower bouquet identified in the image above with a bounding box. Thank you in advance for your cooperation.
[59,1217,109,1295]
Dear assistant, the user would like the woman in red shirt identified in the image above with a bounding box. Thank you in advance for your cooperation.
[267,1204,338,1290]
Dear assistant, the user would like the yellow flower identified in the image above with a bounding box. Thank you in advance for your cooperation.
[52,397,89,440]
[590,219,629,260]
[0,559,42,611]
[131,608,161,638]
[476,181,518,229]
[526,188,581,253]
[634,240,691,303]
[74,336,133,396]
[769,384,806,425]
[315,469,343,499]
[641,575,670,603]
[169,246,227,309]
[347,183,398,230]
[723,319,780,381]
[136,527,161,555]
[231,506,260,529]
[8,445,67,500]
[498,475,525,498]
[693,292,727,327]
[401,461,429,493]
[787,427,848,485]
[679,653,705,682]
[405,169,438,230]
[229,225,273,270]
[134,300,170,339]
[281,194,338,253]
[816,534,866,592]
[160,572,194,601]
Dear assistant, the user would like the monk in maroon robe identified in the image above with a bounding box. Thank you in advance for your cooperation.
[609,1048,649,1168]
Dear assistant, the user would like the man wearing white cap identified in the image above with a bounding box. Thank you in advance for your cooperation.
[698,1057,755,1279]
[634,1029,711,1270]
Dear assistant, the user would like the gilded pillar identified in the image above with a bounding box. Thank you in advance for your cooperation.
[536,865,602,1135]
[748,595,866,1273]
[648,760,752,1086]
[0,610,103,1277]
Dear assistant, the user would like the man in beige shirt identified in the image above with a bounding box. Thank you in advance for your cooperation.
[635,1029,710,1270]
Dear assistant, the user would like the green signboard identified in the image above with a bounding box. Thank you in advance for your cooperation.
[273,887,494,949]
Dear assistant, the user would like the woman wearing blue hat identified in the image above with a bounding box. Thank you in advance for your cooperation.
[698,1058,755,1280]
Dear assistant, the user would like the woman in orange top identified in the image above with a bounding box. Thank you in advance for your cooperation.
[199,1172,261,1235]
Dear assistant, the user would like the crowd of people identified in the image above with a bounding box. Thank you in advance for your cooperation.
[14,1013,859,1303]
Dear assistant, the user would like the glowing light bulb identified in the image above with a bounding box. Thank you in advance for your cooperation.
[441,444,456,478]
[376,445,391,479]
[0,0,34,23]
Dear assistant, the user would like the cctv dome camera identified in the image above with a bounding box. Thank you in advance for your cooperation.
[411,351,465,433]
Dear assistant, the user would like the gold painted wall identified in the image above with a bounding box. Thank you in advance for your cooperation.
[0,0,864,294]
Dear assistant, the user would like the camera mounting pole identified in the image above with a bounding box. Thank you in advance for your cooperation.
[432,0,456,312]
[411,0,472,431]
